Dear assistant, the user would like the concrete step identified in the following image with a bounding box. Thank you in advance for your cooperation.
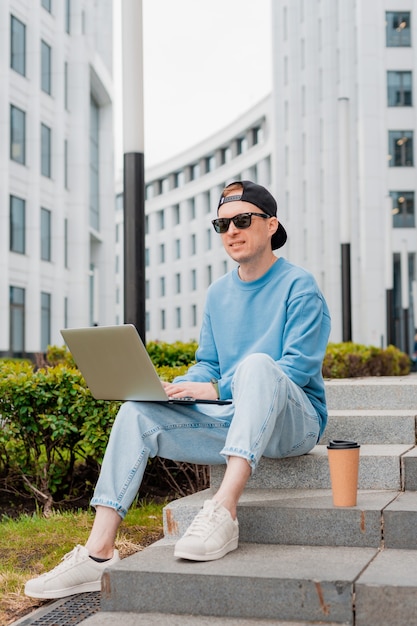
[355,548,417,626]
[83,613,339,625]
[325,374,417,410]
[164,488,411,548]
[320,409,417,445]
[100,542,377,624]
[209,444,415,491]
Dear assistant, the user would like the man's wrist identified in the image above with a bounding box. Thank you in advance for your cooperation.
[210,378,219,399]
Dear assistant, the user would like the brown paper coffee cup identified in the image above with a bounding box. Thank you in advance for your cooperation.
[327,440,360,507]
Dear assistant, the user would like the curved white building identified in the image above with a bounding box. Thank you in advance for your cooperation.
[116,97,274,343]
[1,0,115,357]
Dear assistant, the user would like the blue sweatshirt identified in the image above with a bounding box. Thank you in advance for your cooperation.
[175,257,331,436]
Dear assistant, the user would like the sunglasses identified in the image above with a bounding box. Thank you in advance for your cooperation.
[211,212,269,234]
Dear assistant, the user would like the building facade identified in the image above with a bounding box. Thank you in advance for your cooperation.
[272,0,417,353]
[1,0,115,357]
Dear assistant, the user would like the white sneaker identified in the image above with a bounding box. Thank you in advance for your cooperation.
[24,545,120,599]
[174,500,239,561]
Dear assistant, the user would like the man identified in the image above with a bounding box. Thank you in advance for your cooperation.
[25,180,331,599]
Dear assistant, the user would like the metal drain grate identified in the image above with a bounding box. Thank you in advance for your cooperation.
[27,591,101,625]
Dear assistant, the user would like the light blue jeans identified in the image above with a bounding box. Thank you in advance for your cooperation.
[90,353,321,519]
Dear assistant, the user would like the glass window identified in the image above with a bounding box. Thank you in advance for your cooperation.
[41,40,52,94]
[64,61,69,109]
[189,198,196,220]
[388,131,413,166]
[42,0,52,12]
[41,207,51,261]
[90,98,99,230]
[175,307,181,328]
[191,304,197,327]
[205,155,216,172]
[387,71,412,106]
[190,163,200,180]
[207,265,212,286]
[10,286,25,354]
[206,228,212,250]
[65,0,71,33]
[386,12,411,47]
[64,218,68,267]
[173,204,180,225]
[236,137,248,155]
[10,105,26,164]
[159,243,165,263]
[161,309,166,330]
[191,268,197,290]
[160,276,165,296]
[10,195,25,254]
[41,123,52,177]
[175,239,181,259]
[11,15,26,76]
[41,292,51,351]
[190,233,196,255]
[390,191,415,228]
[158,209,165,230]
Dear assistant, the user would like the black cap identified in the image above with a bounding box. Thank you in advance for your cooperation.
[217,180,287,250]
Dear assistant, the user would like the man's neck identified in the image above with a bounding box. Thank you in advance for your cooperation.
[238,254,278,282]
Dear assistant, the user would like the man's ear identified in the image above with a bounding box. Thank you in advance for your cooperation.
[269,217,279,236]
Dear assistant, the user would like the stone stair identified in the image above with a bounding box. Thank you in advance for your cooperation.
[85,375,417,626]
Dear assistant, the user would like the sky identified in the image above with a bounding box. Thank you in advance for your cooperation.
[113,0,272,171]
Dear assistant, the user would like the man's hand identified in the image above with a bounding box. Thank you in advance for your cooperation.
[162,381,218,400]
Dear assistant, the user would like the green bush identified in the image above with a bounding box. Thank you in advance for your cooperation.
[322,342,411,378]
[0,360,120,513]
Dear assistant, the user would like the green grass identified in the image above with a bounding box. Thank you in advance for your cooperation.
[0,501,165,625]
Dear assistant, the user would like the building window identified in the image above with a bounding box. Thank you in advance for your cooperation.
[64,218,68,267]
[41,207,52,261]
[205,155,215,172]
[390,191,415,228]
[175,307,181,328]
[41,123,52,177]
[388,131,413,166]
[191,304,197,327]
[206,228,212,250]
[90,98,99,230]
[158,209,165,230]
[42,0,52,12]
[41,292,51,351]
[145,248,150,266]
[387,71,412,106]
[145,280,150,299]
[64,61,69,110]
[10,105,26,164]
[236,136,248,155]
[173,204,180,225]
[160,276,165,296]
[175,273,181,294]
[11,15,26,76]
[207,265,212,286]
[10,195,25,254]
[145,183,154,199]
[64,139,69,188]
[41,40,52,94]
[159,243,165,263]
[386,12,411,47]
[10,286,25,354]
[190,163,200,180]
[161,309,166,330]
[188,198,196,220]
[190,233,196,255]
[65,0,71,33]
[175,239,181,259]
[191,268,197,290]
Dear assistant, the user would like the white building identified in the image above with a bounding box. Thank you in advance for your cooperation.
[272,0,416,352]
[116,97,274,342]
[1,0,115,358]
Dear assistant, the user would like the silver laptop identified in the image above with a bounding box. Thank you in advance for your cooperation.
[60,324,231,405]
